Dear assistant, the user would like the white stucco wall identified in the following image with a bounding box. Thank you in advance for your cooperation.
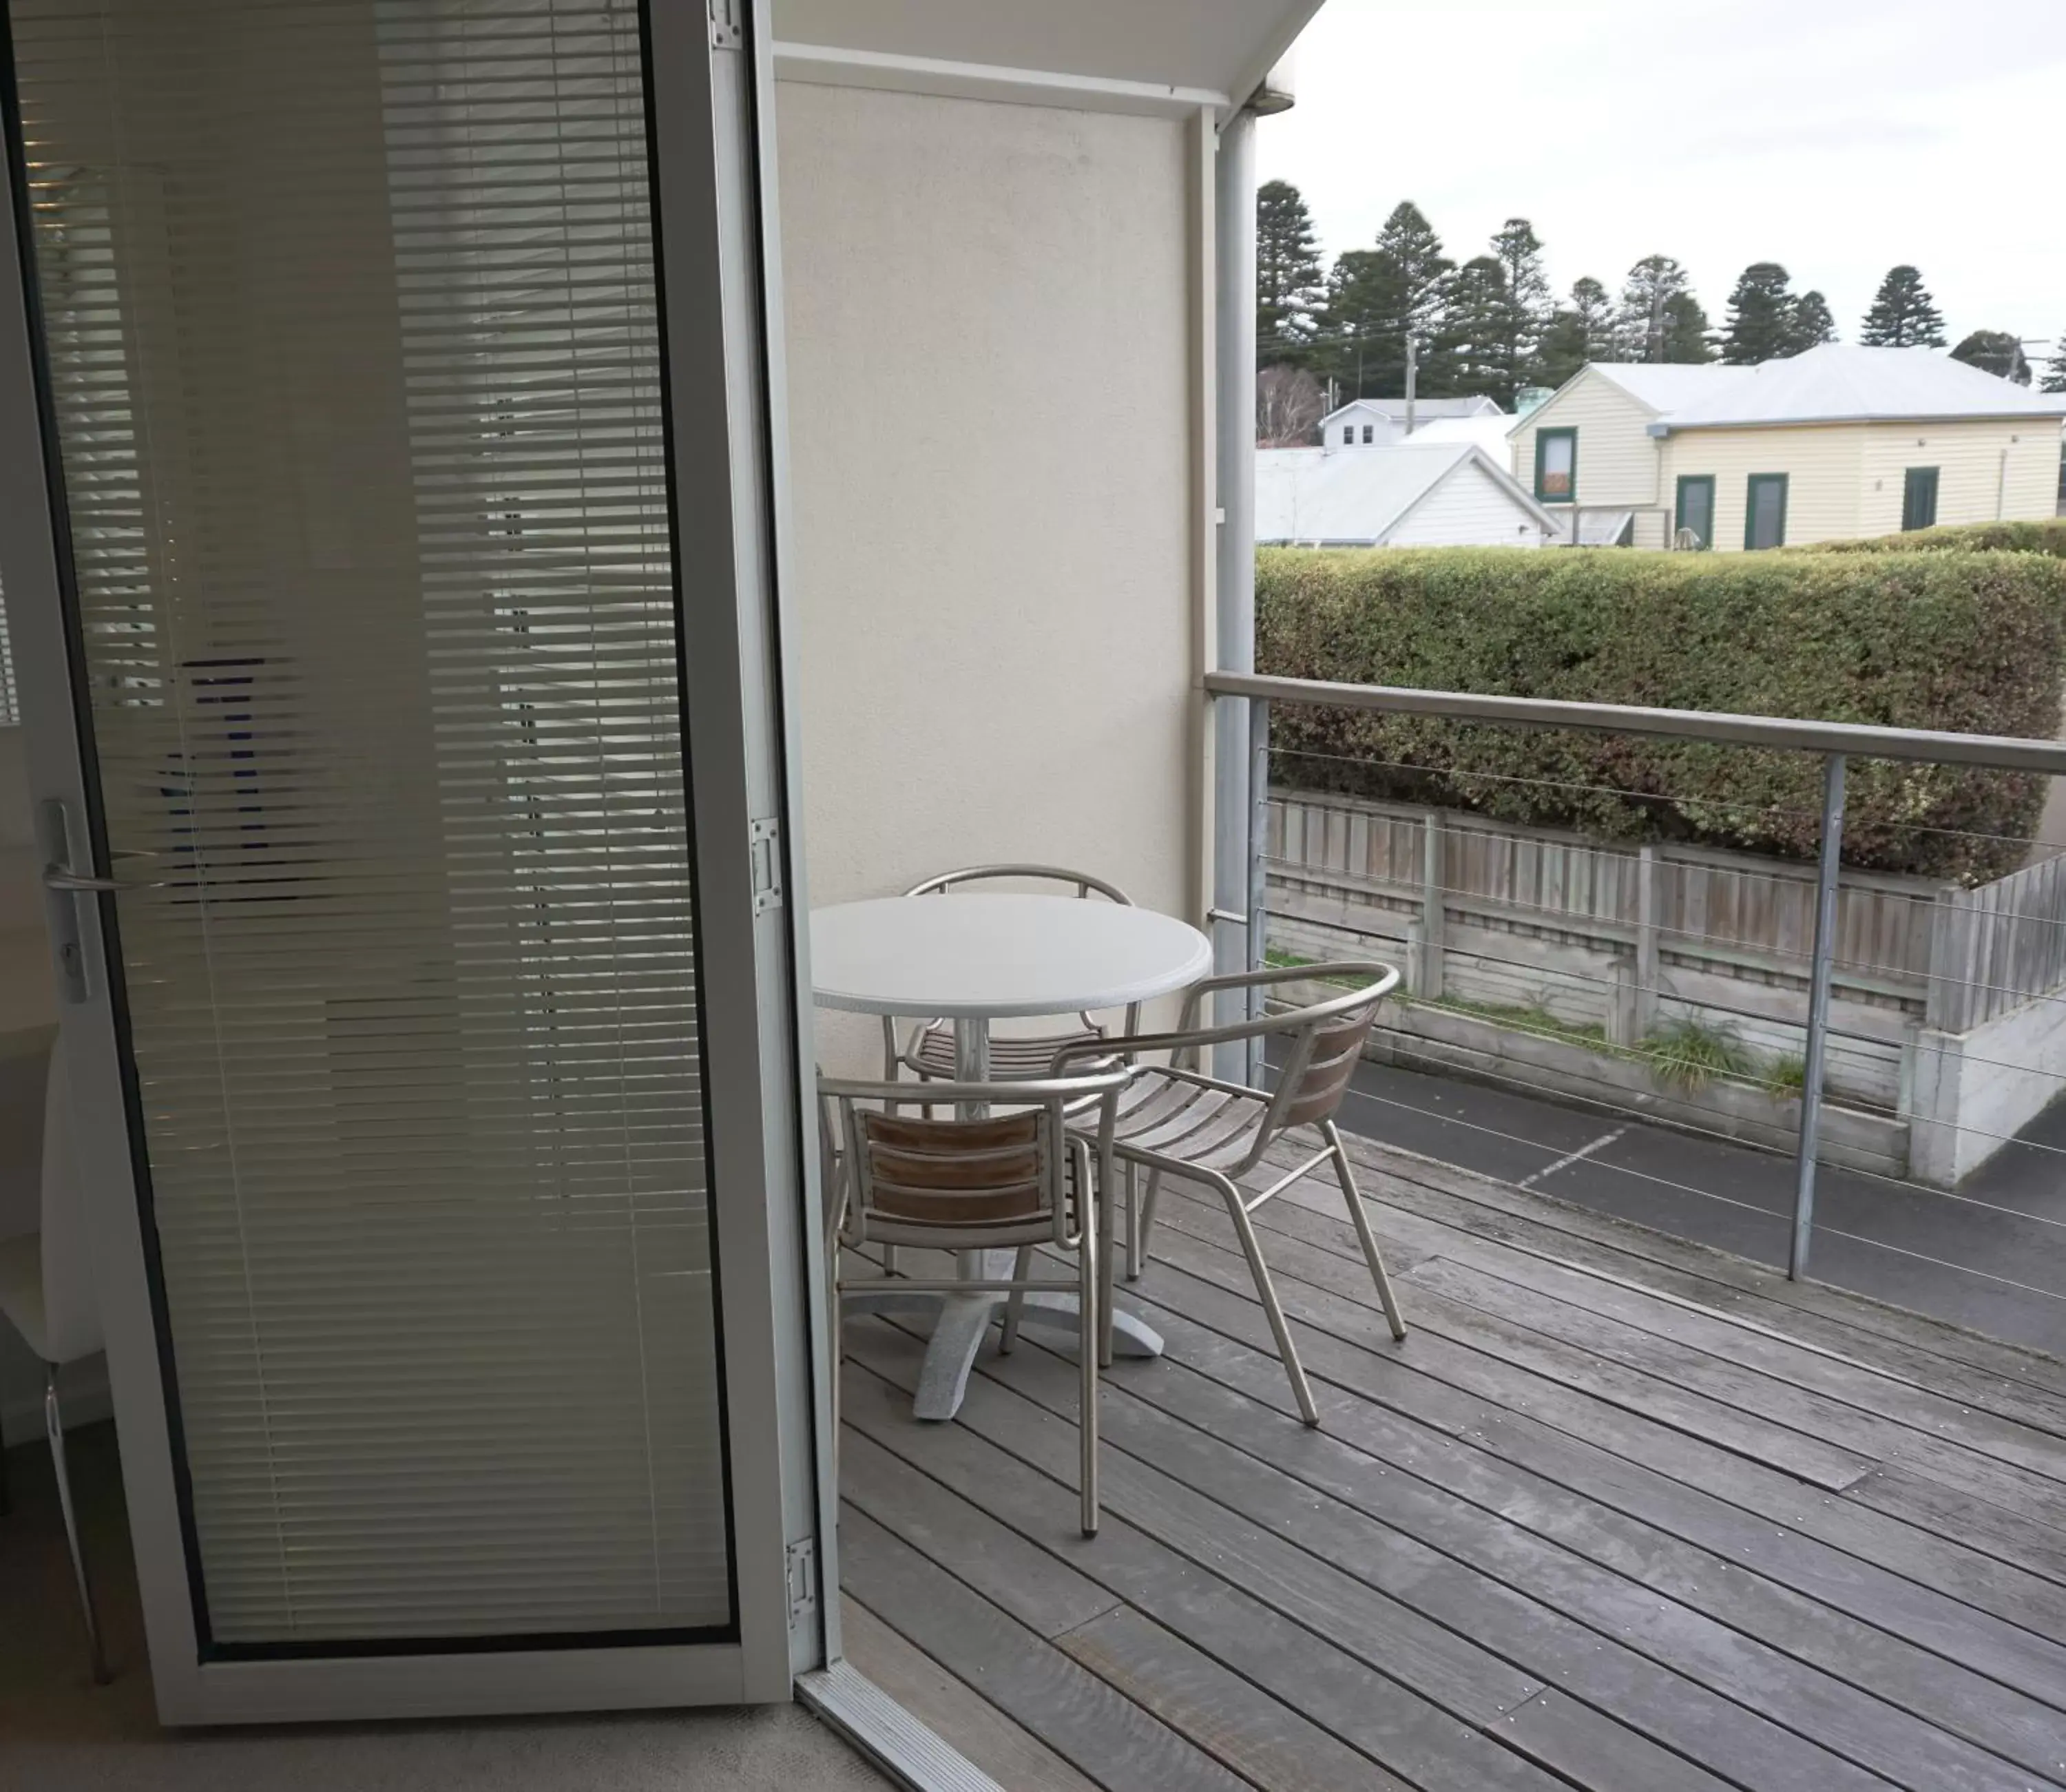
[1910,997,2066,1187]
[775,83,1196,1068]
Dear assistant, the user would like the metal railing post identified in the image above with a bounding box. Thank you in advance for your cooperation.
[1247,697,1270,1087]
[1791,752,1846,1280]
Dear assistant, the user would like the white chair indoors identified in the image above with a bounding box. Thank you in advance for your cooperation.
[882,865,1138,1088]
[0,1036,109,1684]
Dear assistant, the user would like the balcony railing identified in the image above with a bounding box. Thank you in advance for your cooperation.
[1207,669,2066,1313]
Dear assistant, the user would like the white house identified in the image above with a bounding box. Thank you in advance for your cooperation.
[1507,344,2066,549]
[1256,440,1557,548]
[1319,393,1503,448]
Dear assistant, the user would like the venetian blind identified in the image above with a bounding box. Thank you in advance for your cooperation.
[11,0,731,1643]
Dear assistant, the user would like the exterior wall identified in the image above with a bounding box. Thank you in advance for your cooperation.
[1507,370,1669,545]
[1658,424,1870,550]
[1857,419,2059,535]
[1383,461,1550,548]
[775,83,1195,1068]
[1910,997,2066,1187]
[1326,406,1408,448]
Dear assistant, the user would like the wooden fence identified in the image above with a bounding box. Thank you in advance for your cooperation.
[1930,854,2066,1032]
[1266,788,2066,1059]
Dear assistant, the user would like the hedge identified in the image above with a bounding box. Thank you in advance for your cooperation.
[1801,518,2066,559]
[1256,546,2066,881]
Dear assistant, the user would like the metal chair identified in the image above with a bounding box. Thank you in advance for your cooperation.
[820,1067,1126,1536]
[883,866,1136,1086]
[1059,963,1404,1428]
[0,1036,109,1682]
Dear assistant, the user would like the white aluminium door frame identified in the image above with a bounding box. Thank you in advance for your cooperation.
[0,0,827,1722]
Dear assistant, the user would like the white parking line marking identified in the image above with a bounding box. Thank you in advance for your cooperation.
[1517,1127,1628,1191]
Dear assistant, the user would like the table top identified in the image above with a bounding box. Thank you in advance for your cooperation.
[811,895,1213,1020]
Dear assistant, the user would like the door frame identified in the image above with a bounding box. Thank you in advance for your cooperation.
[1674,474,1715,550]
[0,0,826,1722]
[1744,472,1789,550]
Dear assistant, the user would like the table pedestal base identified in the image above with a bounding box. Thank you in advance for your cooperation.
[840,1285,1163,1421]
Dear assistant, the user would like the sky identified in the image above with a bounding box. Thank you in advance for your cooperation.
[1255,0,2065,359]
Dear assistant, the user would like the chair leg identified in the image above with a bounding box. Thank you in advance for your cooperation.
[1121,1160,1140,1282]
[1324,1121,1406,1342]
[1129,1168,1164,1282]
[1216,1176,1321,1427]
[999,1245,1034,1355]
[45,1366,109,1686]
[1078,1220,1100,1537]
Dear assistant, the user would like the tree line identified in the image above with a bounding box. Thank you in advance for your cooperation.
[1257,183,2066,428]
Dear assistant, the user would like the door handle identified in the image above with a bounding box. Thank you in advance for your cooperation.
[34,800,166,1004]
[42,868,123,895]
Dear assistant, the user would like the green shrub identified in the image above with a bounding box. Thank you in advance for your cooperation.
[1256,545,2066,881]
[1799,518,2066,559]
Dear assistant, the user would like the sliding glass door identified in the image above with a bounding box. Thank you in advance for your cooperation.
[0,0,820,1720]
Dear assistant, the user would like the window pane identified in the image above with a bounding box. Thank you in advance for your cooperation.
[12,0,731,1645]
[1539,433,1574,499]
[1749,479,1785,548]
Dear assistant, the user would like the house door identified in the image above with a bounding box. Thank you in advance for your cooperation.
[0,0,827,1723]
[1675,476,1715,550]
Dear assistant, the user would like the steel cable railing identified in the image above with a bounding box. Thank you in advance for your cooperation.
[1209,669,2066,1289]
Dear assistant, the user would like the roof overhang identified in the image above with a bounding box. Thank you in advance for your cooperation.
[769,1,1325,122]
[1649,410,2066,435]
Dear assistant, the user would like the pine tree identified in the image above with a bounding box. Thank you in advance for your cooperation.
[1255,180,1325,366]
[1435,256,1514,401]
[1720,262,1799,364]
[2043,336,2066,395]
[1490,217,1551,395]
[1860,266,1947,347]
[1660,292,1715,363]
[1534,277,1616,388]
[1950,330,2032,384]
[1788,291,1838,353]
[1616,256,1698,362]
[1315,200,1452,399]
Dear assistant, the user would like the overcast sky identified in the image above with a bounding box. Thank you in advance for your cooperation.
[1256,0,2065,357]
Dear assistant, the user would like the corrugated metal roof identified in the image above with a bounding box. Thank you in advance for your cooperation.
[1588,346,2066,429]
[1405,415,1517,457]
[1255,441,1554,545]
[1321,395,1505,426]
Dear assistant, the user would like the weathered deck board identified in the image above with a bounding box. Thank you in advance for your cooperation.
[838,1138,2066,1792]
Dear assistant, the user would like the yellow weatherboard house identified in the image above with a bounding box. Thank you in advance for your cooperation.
[1507,344,2066,550]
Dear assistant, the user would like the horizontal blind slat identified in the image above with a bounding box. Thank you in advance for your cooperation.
[17,0,731,1645]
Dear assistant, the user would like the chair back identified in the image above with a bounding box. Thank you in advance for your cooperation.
[1271,997,1384,1133]
[820,1070,1125,1251]
[904,864,1131,906]
[40,1034,103,1366]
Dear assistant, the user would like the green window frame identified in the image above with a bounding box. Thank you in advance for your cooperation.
[1902,466,1939,532]
[1744,473,1788,550]
[1534,426,1576,503]
[1674,475,1716,550]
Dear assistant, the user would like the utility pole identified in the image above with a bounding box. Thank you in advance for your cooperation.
[1404,333,1417,435]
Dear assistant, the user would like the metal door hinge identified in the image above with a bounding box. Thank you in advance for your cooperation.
[708,0,741,48]
[749,816,783,915]
[786,1538,817,1627]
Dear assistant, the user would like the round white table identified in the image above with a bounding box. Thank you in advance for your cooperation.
[812,894,1213,1419]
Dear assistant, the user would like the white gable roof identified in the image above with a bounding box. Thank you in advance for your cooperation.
[1321,395,1505,430]
[1587,346,2066,430]
[1255,441,1555,546]
[1406,415,1516,457]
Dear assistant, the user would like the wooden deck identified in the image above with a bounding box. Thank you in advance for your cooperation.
[835,1130,2066,1792]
